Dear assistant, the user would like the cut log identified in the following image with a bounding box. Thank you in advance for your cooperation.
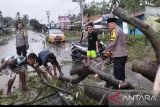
[132,60,159,82]
[89,66,135,89]
[70,64,93,76]
[69,63,135,89]
[84,85,109,105]
[84,85,160,106]
[58,64,92,84]
[58,73,88,84]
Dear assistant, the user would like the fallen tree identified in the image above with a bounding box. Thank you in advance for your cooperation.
[58,63,136,89]
[132,60,159,82]
[84,85,160,106]
[112,5,160,82]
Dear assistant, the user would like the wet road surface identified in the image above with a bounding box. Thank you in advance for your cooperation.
[0,31,75,96]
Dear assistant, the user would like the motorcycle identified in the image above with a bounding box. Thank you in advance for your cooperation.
[71,42,87,62]
[71,41,113,64]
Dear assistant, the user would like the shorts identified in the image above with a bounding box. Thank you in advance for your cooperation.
[87,50,97,58]
[4,66,26,79]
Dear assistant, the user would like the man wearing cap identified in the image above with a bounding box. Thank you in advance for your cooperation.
[104,18,128,81]
[86,22,99,66]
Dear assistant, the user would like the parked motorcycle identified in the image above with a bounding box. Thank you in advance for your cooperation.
[71,41,113,64]
[71,42,87,62]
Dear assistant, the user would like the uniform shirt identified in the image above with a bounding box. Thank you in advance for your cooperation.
[16,29,28,47]
[105,26,128,58]
[38,50,58,67]
[88,31,98,50]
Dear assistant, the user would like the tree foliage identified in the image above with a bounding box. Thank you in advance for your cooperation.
[3,17,15,27]
[21,15,29,26]
[83,1,111,17]
[29,19,42,32]
[83,0,160,17]
[29,19,47,33]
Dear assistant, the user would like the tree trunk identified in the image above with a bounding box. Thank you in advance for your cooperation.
[84,85,160,106]
[58,74,89,84]
[84,85,109,105]
[112,6,160,63]
[132,60,159,82]
[88,66,135,89]
[68,63,135,89]
[57,64,93,84]
[112,6,160,82]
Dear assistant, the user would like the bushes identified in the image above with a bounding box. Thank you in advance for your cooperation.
[126,35,146,46]
[100,34,155,61]
[125,35,155,61]
[64,31,81,41]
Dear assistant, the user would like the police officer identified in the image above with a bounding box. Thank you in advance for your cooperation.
[104,18,128,81]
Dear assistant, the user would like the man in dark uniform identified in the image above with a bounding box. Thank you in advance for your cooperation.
[35,50,63,80]
[0,53,38,96]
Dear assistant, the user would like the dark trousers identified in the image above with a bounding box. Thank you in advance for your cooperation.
[113,56,128,81]
[16,45,27,57]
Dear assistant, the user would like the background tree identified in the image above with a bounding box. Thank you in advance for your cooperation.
[3,17,15,27]
[21,15,29,26]
[29,19,43,32]
[0,10,3,35]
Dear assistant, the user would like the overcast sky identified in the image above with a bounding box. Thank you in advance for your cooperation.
[0,0,104,24]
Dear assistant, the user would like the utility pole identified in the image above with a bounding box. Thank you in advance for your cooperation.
[0,11,3,35]
[72,0,85,31]
[80,0,84,30]
[103,0,105,14]
[46,11,51,28]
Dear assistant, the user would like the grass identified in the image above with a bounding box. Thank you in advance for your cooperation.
[64,31,81,42]
[125,35,156,61]
[98,33,156,61]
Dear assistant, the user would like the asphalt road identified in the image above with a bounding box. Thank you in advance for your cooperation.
[0,31,74,96]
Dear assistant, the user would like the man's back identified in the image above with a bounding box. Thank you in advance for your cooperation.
[38,50,50,66]
[0,55,27,70]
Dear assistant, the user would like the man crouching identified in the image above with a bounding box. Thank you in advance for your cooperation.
[0,53,37,96]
